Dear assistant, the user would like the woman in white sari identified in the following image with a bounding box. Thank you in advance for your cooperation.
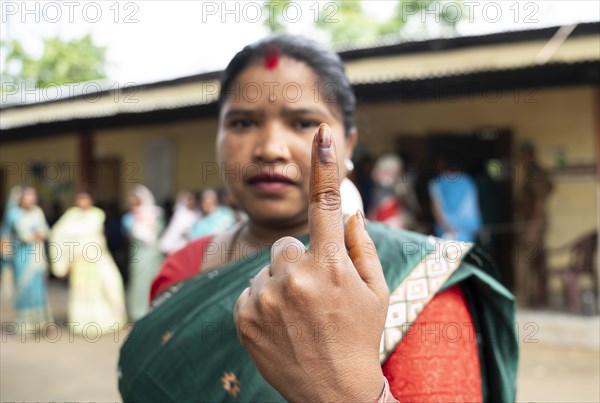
[158,191,200,255]
[50,192,127,333]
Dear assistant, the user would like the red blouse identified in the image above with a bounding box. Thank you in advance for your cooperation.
[150,236,483,402]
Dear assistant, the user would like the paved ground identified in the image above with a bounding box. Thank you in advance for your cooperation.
[1,281,599,402]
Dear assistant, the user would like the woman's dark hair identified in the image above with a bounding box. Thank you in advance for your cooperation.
[219,34,356,137]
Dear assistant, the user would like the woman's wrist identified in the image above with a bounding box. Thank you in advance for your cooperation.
[291,367,388,402]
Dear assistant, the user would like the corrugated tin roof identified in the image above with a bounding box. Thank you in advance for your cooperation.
[336,21,600,58]
[1,80,220,130]
[344,35,599,84]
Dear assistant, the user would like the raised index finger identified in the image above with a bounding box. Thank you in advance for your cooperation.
[308,123,345,252]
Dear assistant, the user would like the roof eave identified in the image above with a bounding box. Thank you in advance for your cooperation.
[2,61,597,142]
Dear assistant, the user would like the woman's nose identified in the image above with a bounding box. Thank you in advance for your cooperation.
[253,122,291,162]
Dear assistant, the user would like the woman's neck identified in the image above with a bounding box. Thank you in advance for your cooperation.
[201,218,310,272]
[244,219,309,246]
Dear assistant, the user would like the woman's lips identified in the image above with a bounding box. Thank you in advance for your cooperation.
[246,173,296,193]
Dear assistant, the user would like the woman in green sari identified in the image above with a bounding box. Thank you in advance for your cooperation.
[1,185,23,303]
[122,185,165,321]
[119,35,518,402]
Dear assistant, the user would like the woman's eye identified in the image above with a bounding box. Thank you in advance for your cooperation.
[229,119,256,130]
[292,120,320,130]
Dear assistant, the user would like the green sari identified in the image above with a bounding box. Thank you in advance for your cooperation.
[118,222,518,402]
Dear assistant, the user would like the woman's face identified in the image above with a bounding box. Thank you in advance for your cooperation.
[217,56,356,228]
[20,188,37,209]
[75,193,92,210]
[185,194,197,210]
[128,194,141,209]
[201,190,218,215]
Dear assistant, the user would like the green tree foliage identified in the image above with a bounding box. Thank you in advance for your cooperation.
[262,0,466,48]
[315,1,381,47]
[380,0,465,37]
[1,34,107,88]
[262,0,290,33]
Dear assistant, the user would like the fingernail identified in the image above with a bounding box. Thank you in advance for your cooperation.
[357,209,366,230]
[318,124,332,148]
[317,124,333,163]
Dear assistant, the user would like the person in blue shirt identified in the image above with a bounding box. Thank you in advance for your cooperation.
[429,159,482,242]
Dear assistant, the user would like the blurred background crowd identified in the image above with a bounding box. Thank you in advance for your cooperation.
[0,184,244,326]
[0,137,593,325]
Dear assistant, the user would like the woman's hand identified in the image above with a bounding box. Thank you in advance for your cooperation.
[234,124,390,402]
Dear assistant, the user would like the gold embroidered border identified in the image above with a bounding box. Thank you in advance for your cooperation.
[379,238,472,363]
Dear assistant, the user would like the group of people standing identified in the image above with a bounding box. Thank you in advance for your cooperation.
[0,184,239,329]
[0,153,522,331]
[0,185,130,331]
[125,185,238,320]
[366,154,483,243]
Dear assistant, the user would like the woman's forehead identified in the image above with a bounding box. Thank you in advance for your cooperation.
[220,57,344,123]
[239,56,316,82]
[223,58,320,104]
